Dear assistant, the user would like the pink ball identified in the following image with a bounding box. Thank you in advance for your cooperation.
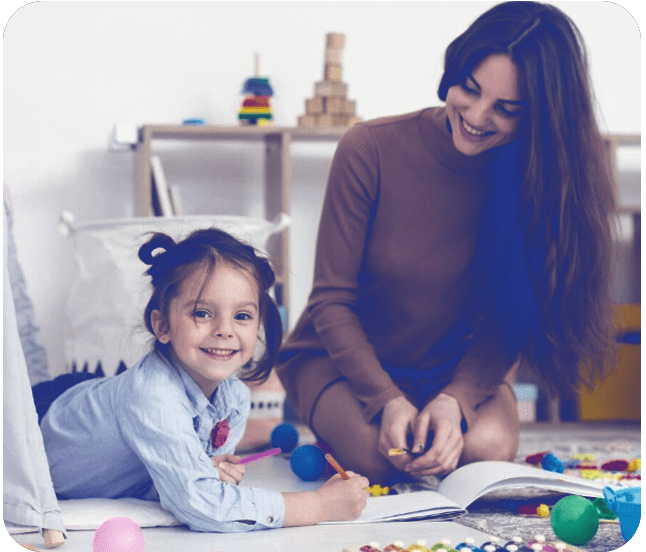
[93,516,145,552]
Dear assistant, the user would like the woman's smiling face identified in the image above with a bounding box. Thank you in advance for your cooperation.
[445,53,526,156]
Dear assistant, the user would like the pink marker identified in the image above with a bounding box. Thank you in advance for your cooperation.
[239,447,282,465]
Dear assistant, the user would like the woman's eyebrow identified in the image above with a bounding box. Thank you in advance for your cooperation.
[467,72,527,108]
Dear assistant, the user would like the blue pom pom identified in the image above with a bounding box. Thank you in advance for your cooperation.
[290,444,326,481]
[271,423,299,453]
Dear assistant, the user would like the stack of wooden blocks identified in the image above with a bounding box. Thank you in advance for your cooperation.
[298,32,359,128]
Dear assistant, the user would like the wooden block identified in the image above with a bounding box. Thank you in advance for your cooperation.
[325,47,343,64]
[326,32,345,49]
[297,114,318,127]
[305,97,324,115]
[325,97,347,114]
[316,113,335,127]
[315,81,347,98]
[345,99,356,116]
[324,63,342,82]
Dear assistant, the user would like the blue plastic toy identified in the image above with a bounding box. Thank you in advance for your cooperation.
[541,452,564,473]
[603,486,641,542]
[270,422,299,454]
[290,444,327,481]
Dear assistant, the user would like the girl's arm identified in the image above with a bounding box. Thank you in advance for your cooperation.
[283,472,370,526]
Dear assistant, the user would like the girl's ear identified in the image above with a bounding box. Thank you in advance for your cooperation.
[150,309,170,344]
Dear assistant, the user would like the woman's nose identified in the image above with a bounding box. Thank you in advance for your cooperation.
[467,100,492,126]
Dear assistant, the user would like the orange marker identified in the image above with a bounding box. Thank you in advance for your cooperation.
[325,453,349,480]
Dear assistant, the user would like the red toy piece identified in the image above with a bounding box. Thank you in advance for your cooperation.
[525,452,548,465]
[601,459,629,472]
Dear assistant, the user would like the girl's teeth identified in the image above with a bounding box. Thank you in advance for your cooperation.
[202,348,234,356]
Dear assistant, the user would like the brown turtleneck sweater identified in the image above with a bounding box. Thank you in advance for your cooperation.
[276,107,513,428]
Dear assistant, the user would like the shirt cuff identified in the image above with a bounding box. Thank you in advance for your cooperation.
[241,488,285,530]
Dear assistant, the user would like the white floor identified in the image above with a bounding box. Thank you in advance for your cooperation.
[11,520,501,552]
[7,453,499,552]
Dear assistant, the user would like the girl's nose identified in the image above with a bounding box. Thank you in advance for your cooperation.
[213,319,234,338]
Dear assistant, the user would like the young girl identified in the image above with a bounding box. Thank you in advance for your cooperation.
[40,228,369,532]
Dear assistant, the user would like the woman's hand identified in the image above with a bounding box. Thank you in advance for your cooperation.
[405,393,464,476]
[377,395,420,471]
[210,454,245,484]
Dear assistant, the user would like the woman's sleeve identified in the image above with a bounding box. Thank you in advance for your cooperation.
[307,123,405,421]
[435,323,515,430]
[118,384,285,533]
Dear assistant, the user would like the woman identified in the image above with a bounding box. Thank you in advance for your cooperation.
[276,1,616,484]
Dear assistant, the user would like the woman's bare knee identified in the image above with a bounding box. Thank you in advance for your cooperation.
[460,384,519,464]
[462,424,519,463]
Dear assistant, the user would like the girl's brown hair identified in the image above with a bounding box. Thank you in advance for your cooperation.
[138,228,283,383]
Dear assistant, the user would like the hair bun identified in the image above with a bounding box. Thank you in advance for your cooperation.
[138,233,176,265]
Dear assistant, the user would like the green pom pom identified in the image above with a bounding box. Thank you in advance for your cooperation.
[550,495,599,545]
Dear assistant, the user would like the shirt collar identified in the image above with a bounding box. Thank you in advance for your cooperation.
[154,344,236,420]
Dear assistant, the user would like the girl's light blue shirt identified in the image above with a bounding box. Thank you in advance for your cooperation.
[40,346,286,532]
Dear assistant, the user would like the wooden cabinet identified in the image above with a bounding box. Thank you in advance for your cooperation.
[133,124,347,321]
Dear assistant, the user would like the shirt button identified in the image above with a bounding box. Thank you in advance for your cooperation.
[266,515,274,524]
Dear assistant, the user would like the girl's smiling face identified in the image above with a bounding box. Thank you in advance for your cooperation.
[151,260,260,398]
[445,53,526,156]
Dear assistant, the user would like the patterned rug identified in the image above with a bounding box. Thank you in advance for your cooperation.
[457,423,641,552]
[387,423,640,552]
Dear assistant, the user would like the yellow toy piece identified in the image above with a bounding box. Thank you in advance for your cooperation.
[628,458,641,472]
[537,504,550,517]
[367,484,390,496]
[572,453,596,461]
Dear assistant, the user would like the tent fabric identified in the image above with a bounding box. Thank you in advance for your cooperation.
[3,204,66,536]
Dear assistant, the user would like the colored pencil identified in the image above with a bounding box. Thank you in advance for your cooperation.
[239,447,282,465]
[325,453,350,480]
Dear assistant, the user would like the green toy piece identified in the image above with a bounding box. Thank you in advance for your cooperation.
[550,495,599,546]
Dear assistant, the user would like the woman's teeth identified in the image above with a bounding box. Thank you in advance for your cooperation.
[462,118,488,136]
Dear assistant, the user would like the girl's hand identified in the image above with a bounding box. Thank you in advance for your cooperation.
[210,454,245,484]
[378,395,419,471]
[405,393,464,476]
[316,471,370,521]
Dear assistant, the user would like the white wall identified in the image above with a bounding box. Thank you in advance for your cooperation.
[3,1,641,377]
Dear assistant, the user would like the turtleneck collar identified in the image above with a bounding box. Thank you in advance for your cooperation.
[420,106,500,176]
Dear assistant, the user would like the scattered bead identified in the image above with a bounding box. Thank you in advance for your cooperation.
[601,459,629,472]
[384,543,408,552]
[537,504,550,517]
[525,452,548,465]
[540,452,564,473]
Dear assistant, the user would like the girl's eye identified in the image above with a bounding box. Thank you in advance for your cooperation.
[235,312,253,322]
[193,310,211,319]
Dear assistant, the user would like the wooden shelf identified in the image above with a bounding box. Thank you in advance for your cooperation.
[133,124,348,321]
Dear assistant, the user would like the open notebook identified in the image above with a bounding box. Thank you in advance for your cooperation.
[325,460,609,524]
